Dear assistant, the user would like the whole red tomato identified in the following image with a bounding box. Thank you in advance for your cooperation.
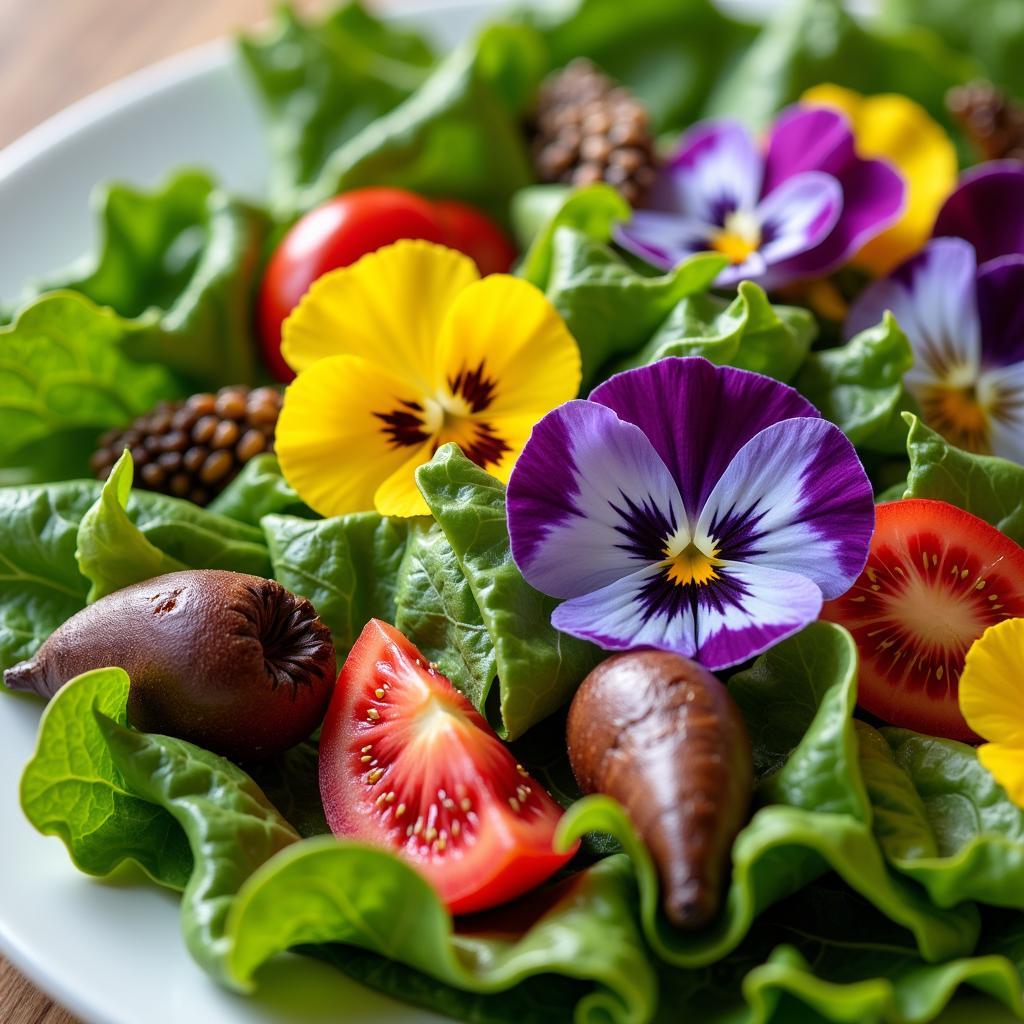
[258,188,517,381]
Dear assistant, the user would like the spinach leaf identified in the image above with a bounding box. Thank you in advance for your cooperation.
[902,414,1024,545]
[248,740,328,839]
[262,511,409,660]
[794,312,914,446]
[238,2,435,210]
[0,293,184,479]
[207,453,312,526]
[98,712,299,983]
[412,444,601,739]
[19,668,192,889]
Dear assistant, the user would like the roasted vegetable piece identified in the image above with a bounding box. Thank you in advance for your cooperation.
[567,651,752,930]
[4,569,335,762]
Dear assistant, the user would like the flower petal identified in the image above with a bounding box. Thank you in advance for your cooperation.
[981,363,1024,464]
[693,561,824,670]
[373,445,433,518]
[846,238,981,393]
[276,354,432,518]
[280,240,479,385]
[434,274,581,418]
[934,161,1024,265]
[977,254,1024,369]
[589,358,819,519]
[961,617,1024,746]
[755,170,842,264]
[613,211,723,273]
[651,120,762,223]
[550,564,697,658]
[977,743,1024,808]
[507,400,684,600]
[695,417,874,599]
[763,106,854,190]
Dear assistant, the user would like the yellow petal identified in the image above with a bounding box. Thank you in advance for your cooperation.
[801,84,958,275]
[275,354,430,518]
[959,618,1024,746]
[280,240,480,386]
[435,274,582,420]
[978,743,1024,809]
[373,446,433,518]
[469,412,545,485]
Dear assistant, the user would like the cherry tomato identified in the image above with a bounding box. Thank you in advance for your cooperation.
[431,199,518,277]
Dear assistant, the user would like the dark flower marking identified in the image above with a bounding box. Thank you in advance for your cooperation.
[461,423,512,469]
[374,400,430,449]
[449,363,498,413]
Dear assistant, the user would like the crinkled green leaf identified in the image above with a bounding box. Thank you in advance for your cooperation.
[27,171,269,390]
[411,444,601,739]
[19,668,192,889]
[224,840,656,1024]
[98,712,299,983]
[298,27,536,220]
[0,292,184,477]
[794,312,914,445]
[902,413,1024,545]
[207,453,312,526]
[261,511,409,661]
[238,2,434,209]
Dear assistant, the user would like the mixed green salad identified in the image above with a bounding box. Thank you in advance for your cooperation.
[6,1,1024,1022]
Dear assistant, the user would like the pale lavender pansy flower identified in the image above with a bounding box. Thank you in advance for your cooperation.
[848,162,1024,461]
[507,358,875,670]
[614,107,905,290]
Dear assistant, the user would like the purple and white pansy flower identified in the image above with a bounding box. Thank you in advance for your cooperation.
[614,106,905,290]
[848,162,1024,461]
[507,357,875,670]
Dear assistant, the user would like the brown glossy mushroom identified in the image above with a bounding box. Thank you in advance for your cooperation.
[4,570,335,763]
[567,650,752,930]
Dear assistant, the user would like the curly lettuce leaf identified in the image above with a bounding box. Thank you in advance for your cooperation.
[238,1,435,209]
[0,293,185,480]
[207,453,312,526]
[261,510,409,661]
[26,170,269,390]
[408,444,601,739]
[902,414,1024,545]
[19,668,192,888]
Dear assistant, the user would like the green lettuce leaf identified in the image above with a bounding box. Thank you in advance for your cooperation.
[261,510,409,660]
[794,312,914,446]
[27,170,269,390]
[902,414,1024,545]
[0,292,184,479]
[238,1,435,209]
[207,453,312,526]
[406,444,601,739]
[97,712,299,981]
[297,26,537,219]
[19,668,192,888]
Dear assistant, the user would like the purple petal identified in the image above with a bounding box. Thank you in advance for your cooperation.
[613,211,720,273]
[507,399,683,600]
[551,564,697,658]
[755,171,842,264]
[694,562,823,670]
[589,358,820,519]
[696,418,874,599]
[651,120,762,223]
[846,238,981,391]
[977,254,1024,368]
[933,161,1024,264]
[762,106,854,192]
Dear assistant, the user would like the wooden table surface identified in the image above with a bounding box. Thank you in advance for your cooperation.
[0,2,355,1019]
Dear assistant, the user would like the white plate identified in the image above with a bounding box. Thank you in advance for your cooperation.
[0,4,487,1022]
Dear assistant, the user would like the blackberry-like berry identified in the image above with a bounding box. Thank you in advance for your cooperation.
[91,385,282,507]
[529,58,658,207]
[948,81,1024,161]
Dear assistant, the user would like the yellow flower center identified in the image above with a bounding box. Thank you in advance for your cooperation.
[919,381,992,455]
[711,210,762,265]
[662,535,725,587]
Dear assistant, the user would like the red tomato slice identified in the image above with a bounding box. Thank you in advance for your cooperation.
[823,498,1024,740]
[318,619,578,915]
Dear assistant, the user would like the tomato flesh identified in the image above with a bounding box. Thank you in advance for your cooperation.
[823,498,1024,740]
[319,619,577,915]
[258,189,516,381]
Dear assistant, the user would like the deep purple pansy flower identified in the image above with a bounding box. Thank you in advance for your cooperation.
[507,358,875,670]
[614,107,905,291]
[848,162,1024,460]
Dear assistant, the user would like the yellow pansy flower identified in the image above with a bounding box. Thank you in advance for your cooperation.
[960,618,1024,806]
[802,84,958,276]
[275,240,582,518]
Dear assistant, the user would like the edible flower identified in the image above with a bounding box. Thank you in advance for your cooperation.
[614,106,905,290]
[960,618,1024,807]
[801,84,958,276]
[847,163,1024,461]
[275,240,581,518]
[506,357,875,670]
